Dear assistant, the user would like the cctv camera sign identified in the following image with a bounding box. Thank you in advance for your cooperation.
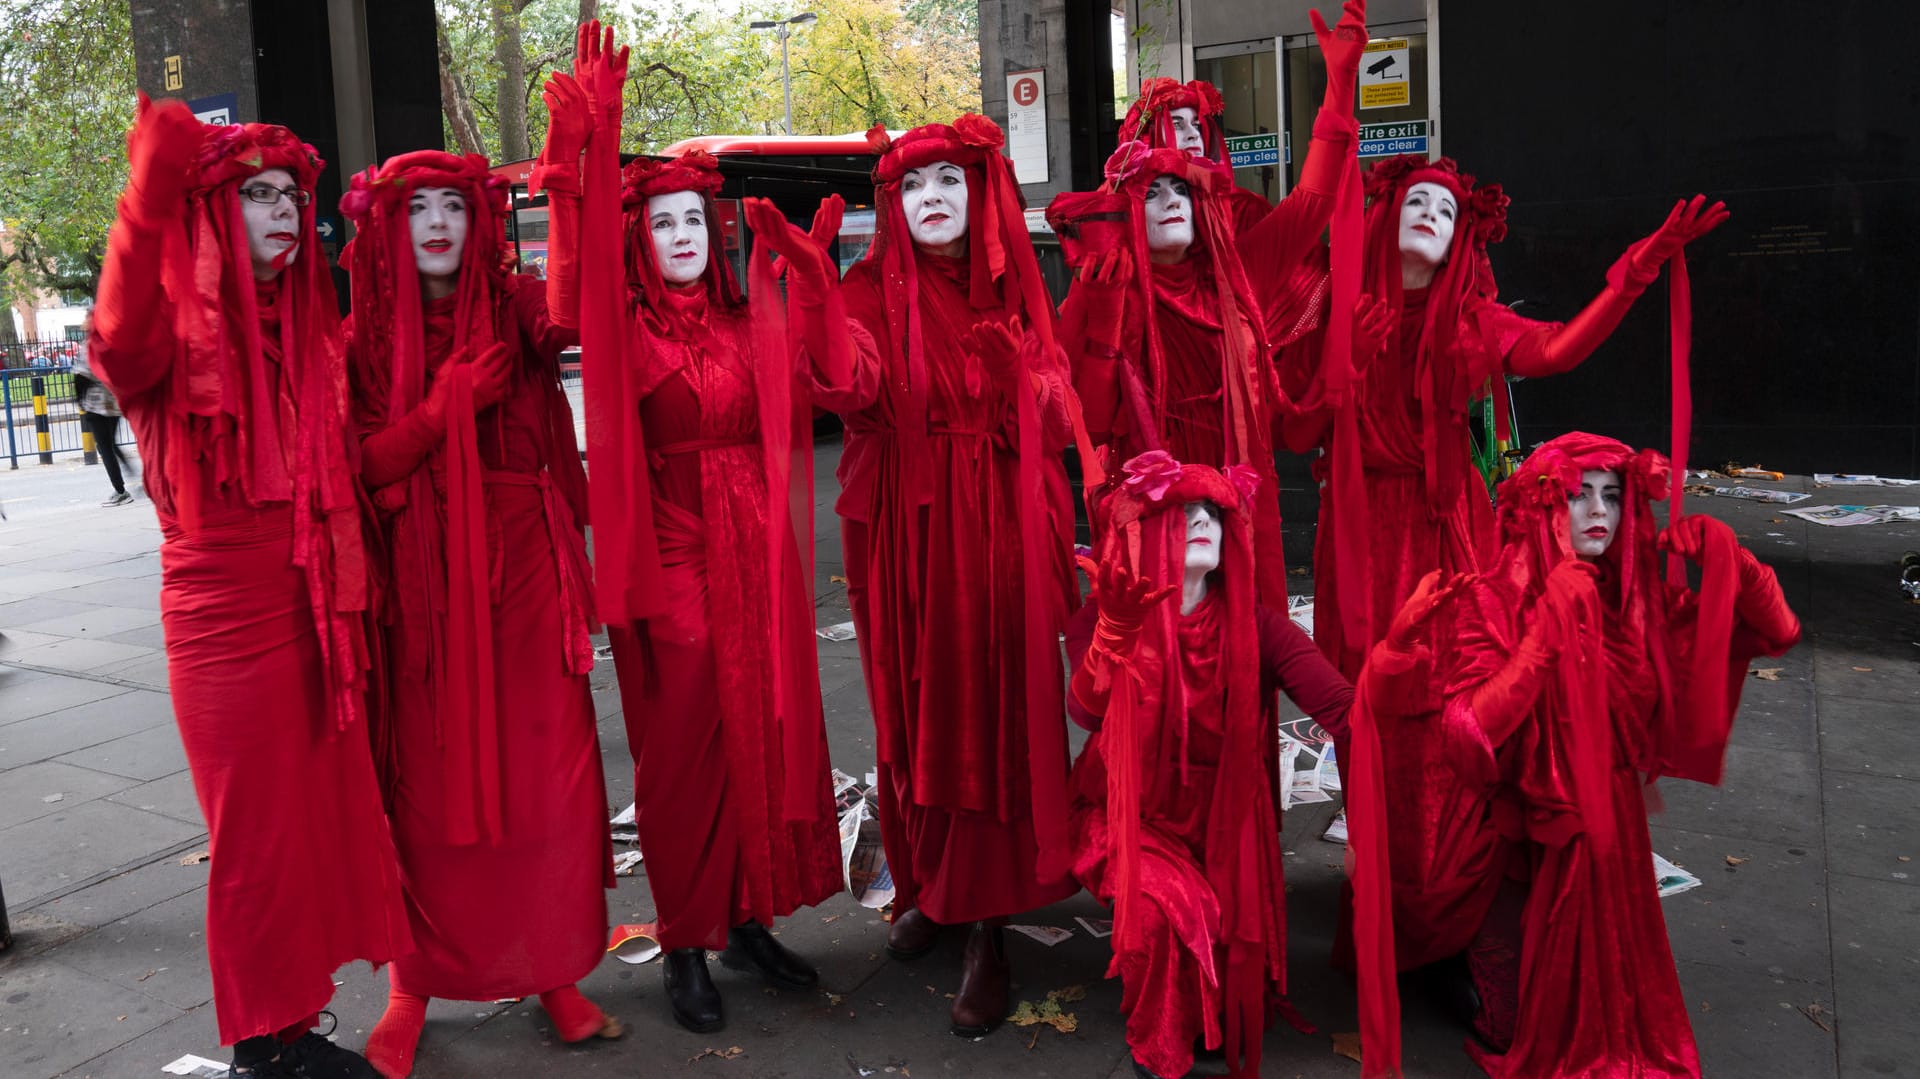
[1358,39,1410,110]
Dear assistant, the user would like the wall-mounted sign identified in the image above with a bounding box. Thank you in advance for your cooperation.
[163,54,184,91]
[1005,69,1048,185]
[188,91,238,126]
[1358,119,1429,157]
[1225,132,1280,169]
[1359,39,1410,109]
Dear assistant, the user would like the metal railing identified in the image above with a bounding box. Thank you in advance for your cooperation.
[2,365,136,470]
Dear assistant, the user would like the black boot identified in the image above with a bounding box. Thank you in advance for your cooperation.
[663,947,725,1033]
[719,921,819,989]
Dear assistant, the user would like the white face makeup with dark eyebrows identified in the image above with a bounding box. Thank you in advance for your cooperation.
[900,161,969,254]
[239,167,302,281]
[647,189,709,286]
[408,186,469,282]
[1567,469,1624,559]
[1144,175,1194,263]
[1184,500,1222,574]
[1168,106,1204,154]
[1398,180,1458,268]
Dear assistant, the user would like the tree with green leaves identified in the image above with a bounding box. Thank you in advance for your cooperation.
[0,0,135,310]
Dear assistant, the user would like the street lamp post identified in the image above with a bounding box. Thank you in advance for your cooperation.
[749,11,817,136]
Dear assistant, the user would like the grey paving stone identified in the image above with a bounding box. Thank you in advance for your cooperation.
[1674,958,1837,1079]
[1821,772,1920,886]
[32,854,211,933]
[0,671,130,726]
[78,554,164,581]
[6,549,149,574]
[42,580,161,612]
[1828,874,1920,1077]
[53,725,188,784]
[0,761,139,830]
[10,607,162,641]
[1811,636,1920,706]
[33,1003,221,1079]
[99,623,168,651]
[105,771,204,828]
[1819,694,1920,781]
[0,690,174,767]
[1658,744,1824,847]
[88,654,170,692]
[0,958,184,1078]
[1650,825,1831,990]
[0,596,107,631]
[2,637,158,675]
[0,571,109,598]
[0,799,205,908]
[50,890,215,1013]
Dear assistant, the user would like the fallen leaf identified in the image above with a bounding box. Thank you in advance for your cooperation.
[1051,984,1087,1003]
[1289,566,1308,577]
[1749,667,1784,681]
[1898,856,1912,863]
[180,850,211,866]
[1852,666,1874,672]
[830,575,848,584]
[1006,989,1080,1034]
[1798,1003,1833,1032]
[687,1045,745,1063]
[1332,1030,1364,1063]
[1725,855,1749,866]
[826,992,844,1006]
[116,1015,127,1021]
[821,914,841,924]
[1768,517,1784,523]
[136,969,160,982]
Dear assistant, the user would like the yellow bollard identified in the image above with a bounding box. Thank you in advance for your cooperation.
[30,375,52,465]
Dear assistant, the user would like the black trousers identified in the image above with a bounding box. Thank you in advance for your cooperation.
[85,411,128,494]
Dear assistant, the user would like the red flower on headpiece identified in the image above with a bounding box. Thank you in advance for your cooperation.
[951,113,1005,151]
[1224,464,1261,510]
[1468,183,1510,244]
[1363,154,1425,201]
[1190,80,1225,117]
[1104,140,1151,188]
[1122,450,1183,503]
[865,123,892,155]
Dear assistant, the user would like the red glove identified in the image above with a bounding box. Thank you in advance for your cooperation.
[744,197,833,286]
[1074,248,1131,342]
[769,194,844,281]
[1383,569,1463,654]
[960,316,1025,392]
[124,93,203,225]
[1310,0,1368,120]
[1352,291,1391,373]
[1608,194,1730,298]
[573,19,629,134]
[1657,517,1800,647]
[1079,555,1177,658]
[540,72,591,168]
[1467,560,1595,743]
[360,343,514,489]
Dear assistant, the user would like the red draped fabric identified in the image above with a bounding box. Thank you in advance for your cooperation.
[89,119,408,1045]
[606,284,847,950]
[349,276,608,999]
[834,250,1081,922]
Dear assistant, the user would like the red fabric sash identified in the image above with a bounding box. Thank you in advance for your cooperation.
[1349,643,1404,1078]
[438,366,502,844]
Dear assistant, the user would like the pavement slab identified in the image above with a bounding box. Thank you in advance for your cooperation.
[1827,874,1920,1077]
[0,690,175,767]
[0,958,185,1078]
[0,799,206,909]
[0,671,131,726]
[0,761,141,830]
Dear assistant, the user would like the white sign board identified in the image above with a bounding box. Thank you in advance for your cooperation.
[1005,69,1048,185]
[1359,39,1411,109]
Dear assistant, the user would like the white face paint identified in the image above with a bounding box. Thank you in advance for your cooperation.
[1184,500,1222,575]
[1144,175,1194,264]
[1398,181,1458,270]
[647,190,710,286]
[900,161,969,255]
[1168,106,1204,154]
[1567,469,1624,560]
[238,167,302,281]
[408,186,469,286]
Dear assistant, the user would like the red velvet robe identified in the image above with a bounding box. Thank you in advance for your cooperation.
[604,286,855,950]
[354,277,608,999]
[834,252,1080,923]
[91,224,409,1045]
[1065,597,1352,1079]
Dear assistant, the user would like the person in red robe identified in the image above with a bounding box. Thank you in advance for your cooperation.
[547,23,862,1035]
[1066,453,1352,1079]
[827,116,1083,1036]
[1276,155,1730,683]
[1349,432,1800,1077]
[89,100,409,1078]
[337,147,617,1076]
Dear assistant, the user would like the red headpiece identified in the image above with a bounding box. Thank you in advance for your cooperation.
[1118,77,1231,168]
[618,150,740,316]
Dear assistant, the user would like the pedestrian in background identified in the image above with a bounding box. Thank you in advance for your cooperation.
[70,318,136,506]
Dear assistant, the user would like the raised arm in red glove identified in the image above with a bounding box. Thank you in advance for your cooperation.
[94,95,204,397]
[1070,555,1180,722]
[534,71,590,329]
[741,195,862,391]
[1659,514,1802,651]
[1061,249,1132,440]
[1505,195,1730,378]
[362,343,513,490]
[1466,560,1597,745]
[1360,568,1464,714]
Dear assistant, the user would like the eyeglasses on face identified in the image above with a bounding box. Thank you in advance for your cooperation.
[237,184,313,207]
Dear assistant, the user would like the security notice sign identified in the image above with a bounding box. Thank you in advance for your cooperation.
[1005,69,1048,185]
[1358,39,1410,109]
